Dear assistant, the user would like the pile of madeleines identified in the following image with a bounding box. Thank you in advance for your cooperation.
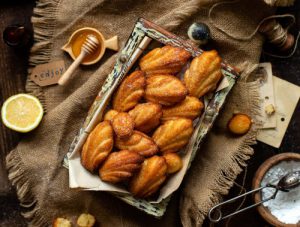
[81,45,223,198]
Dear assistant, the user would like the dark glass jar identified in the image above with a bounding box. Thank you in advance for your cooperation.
[3,24,32,48]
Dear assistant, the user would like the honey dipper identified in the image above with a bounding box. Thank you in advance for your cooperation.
[58,34,99,85]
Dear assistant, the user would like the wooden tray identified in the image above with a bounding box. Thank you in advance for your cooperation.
[64,18,239,217]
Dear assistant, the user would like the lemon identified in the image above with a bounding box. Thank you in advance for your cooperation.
[1,94,44,133]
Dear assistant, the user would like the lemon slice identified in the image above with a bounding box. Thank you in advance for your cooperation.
[1,94,44,133]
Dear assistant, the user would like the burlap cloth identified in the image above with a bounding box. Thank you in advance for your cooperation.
[6,0,275,226]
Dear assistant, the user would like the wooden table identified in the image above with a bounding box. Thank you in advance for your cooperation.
[0,1,299,226]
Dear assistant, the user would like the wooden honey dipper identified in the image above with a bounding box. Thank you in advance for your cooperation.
[58,34,99,85]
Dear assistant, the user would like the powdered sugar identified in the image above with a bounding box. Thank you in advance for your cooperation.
[261,160,300,224]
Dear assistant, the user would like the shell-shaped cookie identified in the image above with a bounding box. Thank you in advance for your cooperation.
[152,118,193,152]
[112,70,146,111]
[139,45,191,76]
[145,75,187,106]
[163,153,183,174]
[112,112,134,139]
[184,50,222,98]
[103,109,119,122]
[129,156,167,198]
[115,130,159,157]
[99,150,144,183]
[128,102,162,133]
[162,96,204,121]
[81,121,114,172]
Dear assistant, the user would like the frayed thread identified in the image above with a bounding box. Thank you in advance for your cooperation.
[26,0,61,112]
[6,150,48,227]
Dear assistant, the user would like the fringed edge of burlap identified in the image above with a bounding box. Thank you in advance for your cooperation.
[6,1,60,226]
[25,0,61,112]
[6,150,49,226]
[193,64,263,225]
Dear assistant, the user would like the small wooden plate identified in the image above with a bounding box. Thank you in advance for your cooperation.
[252,153,300,227]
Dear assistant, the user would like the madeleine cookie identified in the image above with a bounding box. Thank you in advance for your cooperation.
[81,121,114,172]
[145,75,187,106]
[162,96,203,121]
[112,70,146,111]
[129,102,162,133]
[152,118,193,152]
[129,156,167,198]
[163,153,183,174]
[111,112,134,139]
[139,45,191,76]
[99,150,144,183]
[103,109,119,122]
[184,50,222,98]
[115,131,159,157]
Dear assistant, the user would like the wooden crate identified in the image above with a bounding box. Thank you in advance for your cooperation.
[64,18,239,217]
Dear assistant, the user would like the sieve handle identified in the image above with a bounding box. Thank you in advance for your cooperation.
[208,185,278,223]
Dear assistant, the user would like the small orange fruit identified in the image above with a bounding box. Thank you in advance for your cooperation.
[228,114,251,135]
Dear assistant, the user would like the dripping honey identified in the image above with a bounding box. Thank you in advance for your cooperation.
[71,31,102,64]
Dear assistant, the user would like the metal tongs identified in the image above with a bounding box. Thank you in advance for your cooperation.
[208,171,300,223]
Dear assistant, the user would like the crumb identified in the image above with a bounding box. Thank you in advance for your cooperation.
[53,217,72,227]
[265,104,275,115]
[77,213,96,227]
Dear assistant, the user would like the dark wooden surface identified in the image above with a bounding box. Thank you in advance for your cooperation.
[0,1,35,227]
[0,1,299,227]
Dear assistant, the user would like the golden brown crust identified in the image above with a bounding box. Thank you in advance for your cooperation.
[129,156,167,198]
[111,112,134,139]
[103,109,119,122]
[115,130,159,157]
[112,70,146,111]
[162,96,204,121]
[81,121,114,172]
[128,102,162,133]
[99,150,144,183]
[184,50,222,98]
[145,75,187,106]
[139,45,191,76]
[152,118,193,152]
[163,153,183,174]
